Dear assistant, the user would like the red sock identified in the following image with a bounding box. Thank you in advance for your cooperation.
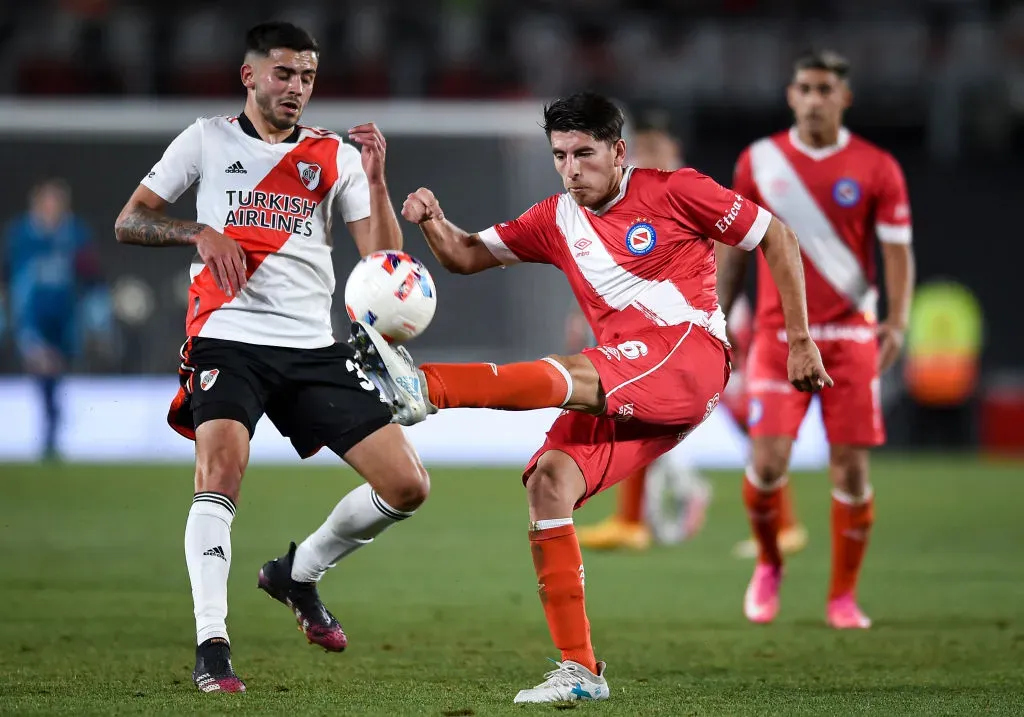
[778,479,797,532]
[742,470,783,567]
[420,359,570,411]
[829,491,875,600]
[616,469,646,524]
[529,521,597,673]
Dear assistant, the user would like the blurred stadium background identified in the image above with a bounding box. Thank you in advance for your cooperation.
[1,0,1021,463]
[1,3,1023,714]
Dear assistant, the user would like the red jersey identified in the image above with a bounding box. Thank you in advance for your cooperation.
[478,166,771,345]
[733,127,912,331]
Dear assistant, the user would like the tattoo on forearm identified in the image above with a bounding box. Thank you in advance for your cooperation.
[116,207,205,247]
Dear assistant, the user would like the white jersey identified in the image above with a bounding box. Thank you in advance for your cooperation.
[141,113,370,348]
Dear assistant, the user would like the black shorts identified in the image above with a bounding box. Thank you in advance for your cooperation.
[168,337,392,459]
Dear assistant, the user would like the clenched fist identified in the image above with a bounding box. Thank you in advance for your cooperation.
[402,188,445,224]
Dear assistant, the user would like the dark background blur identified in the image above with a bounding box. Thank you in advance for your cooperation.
[0,0,1021,451]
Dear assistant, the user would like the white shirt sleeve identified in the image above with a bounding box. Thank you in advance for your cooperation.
[334,143,371,223]
[140,120,203,203]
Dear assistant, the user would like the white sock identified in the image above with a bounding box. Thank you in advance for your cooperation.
[291,483,414,583]
[184,492,235,645]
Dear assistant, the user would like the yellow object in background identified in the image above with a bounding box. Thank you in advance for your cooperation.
[903,281,983,407]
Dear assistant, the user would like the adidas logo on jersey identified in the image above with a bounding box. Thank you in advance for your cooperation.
[225,161,247,174]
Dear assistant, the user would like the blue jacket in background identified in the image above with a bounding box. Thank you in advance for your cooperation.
[4,213,94,356]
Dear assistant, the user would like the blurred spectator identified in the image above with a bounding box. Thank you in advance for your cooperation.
[2,178,109,460]
[628,107,686,169]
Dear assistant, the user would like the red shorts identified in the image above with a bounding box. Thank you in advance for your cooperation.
[523,323,730,507]
[747,326,884,446]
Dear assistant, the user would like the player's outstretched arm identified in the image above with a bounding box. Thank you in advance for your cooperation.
[401,187,501,275]
[759,216,833,392]
[115,185,248,296]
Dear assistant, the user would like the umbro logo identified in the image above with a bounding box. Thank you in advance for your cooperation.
[203,545,227,561]
[225,161,247,174]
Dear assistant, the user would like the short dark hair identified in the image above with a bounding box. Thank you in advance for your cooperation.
[793,49,850,80]
[542,92,625,144]
[245,21,319,58]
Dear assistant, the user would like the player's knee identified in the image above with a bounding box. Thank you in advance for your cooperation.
[751,454,788,486]
[194,446,246,502]
[194,419,250,502]
[377,461,430,513]
[751,437,792,486]
[830,446,870,498]
[525,463,582,517]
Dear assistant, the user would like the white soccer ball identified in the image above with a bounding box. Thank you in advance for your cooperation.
[344,250,437,343]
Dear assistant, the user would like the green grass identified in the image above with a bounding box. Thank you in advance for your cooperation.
[1,455,1023,715]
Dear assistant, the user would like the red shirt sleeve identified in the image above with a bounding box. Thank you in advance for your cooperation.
[477,195,560,265]
[667,168,772,252]
[874,153,913,245]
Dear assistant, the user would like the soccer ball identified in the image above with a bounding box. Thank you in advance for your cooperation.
[344,250,437,343]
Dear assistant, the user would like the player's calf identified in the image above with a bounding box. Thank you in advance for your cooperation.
[827,445,874,627]
[401,352,604,416]
[193,420,250,501]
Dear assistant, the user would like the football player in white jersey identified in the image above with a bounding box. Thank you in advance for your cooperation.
[115,22,429,693]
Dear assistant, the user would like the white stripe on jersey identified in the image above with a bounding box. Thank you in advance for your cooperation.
[556,194,728,342]
[737,205,772,251]
[749,138,877,316]
[478,226,520,265]
[876,222,913,245]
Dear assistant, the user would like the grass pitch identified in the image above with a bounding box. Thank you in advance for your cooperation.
[1,455,1022,715]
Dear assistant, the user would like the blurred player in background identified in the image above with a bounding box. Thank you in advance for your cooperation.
[359,91,831,704]
[573,110,808,554]
[726,292,809,560]
[719,50,915,629]
[115,22,429,693]
[3,178,102,460]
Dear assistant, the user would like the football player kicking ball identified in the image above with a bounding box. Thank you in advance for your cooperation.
[352,91,831,704]
[718,51,916,629]
[115,22,429,692]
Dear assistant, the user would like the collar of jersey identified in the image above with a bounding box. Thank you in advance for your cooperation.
[788,126,850,161]
[236,111,300,144]
[585,165,635,216]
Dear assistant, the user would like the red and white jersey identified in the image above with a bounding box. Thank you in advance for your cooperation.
[478,167,772,345]
[141,114,370,348]
[734,127,912,332]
